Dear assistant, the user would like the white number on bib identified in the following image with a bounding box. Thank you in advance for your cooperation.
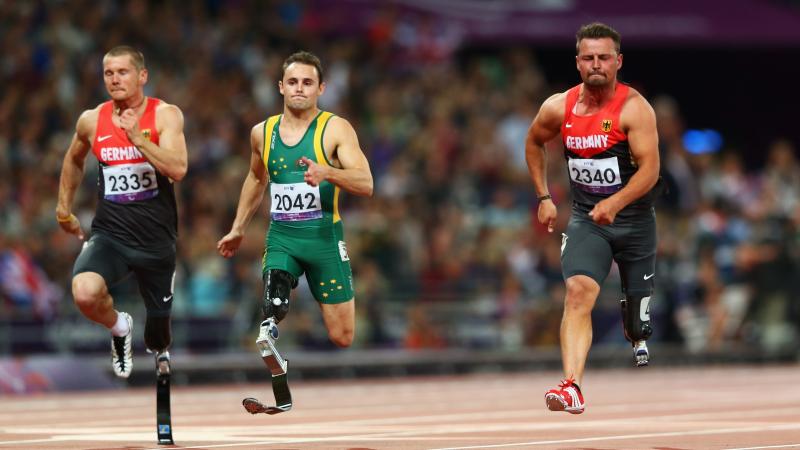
[103,162,158,203]
[568,157,622,194]
[270,182,322,221]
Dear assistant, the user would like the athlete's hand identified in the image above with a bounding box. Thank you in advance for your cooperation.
[538,199,557,233]
[301,156,328,187]
[217,230,244,258]
[589,198,620,225]
[56,213,85,241]
[118,108,145,146]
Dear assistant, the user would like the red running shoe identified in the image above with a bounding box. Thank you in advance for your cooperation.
[545,378,585,414]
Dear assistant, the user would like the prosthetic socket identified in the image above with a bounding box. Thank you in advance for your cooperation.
[620,295,653,343]
[145,315,172,354]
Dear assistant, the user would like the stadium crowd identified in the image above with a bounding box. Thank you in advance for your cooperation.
[1,1,798,356]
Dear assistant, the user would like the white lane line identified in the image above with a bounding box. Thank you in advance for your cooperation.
[429,424,800,449]
[3,404,800,447]
[726,445,800,450]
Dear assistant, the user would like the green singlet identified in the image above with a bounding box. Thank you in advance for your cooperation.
[261,111,354,304]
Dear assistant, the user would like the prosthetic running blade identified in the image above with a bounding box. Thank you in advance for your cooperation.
[156,352,174,445]
[243,322,292,415]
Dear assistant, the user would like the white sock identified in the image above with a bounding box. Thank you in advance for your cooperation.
[110,312,130,337]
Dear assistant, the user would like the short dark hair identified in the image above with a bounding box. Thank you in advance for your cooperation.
[576,23,621,54]
[104,45,146,71]
[281,51,324,84]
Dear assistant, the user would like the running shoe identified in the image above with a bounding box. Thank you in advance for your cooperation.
[111,312,133,378]
[545,378,585,414]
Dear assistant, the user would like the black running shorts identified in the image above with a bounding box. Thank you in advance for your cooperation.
[560,204,656,295]
[72,233,176,316]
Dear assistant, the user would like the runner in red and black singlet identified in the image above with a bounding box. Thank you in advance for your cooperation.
[525,23,661,414]
[561,82,659,215]
[56,46,187,384]
[92,97,178,249]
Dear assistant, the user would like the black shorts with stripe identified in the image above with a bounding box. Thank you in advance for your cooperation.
[560,203,656,296]
[72,232,176,316]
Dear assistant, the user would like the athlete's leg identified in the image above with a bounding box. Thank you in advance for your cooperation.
[558,215,613,386]
[617,258,656,366]
[299,221,356,348]
[319,299,355,348]
[132,247,176,354]
[73,235,134,378]
[72,272,117,328]
[130,245,177,444]
[72,235,130,329]
[561,275,601,386]
[614,210,657,365]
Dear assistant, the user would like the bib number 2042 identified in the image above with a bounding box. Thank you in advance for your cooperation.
[270,182,323,221]
[273,192,319,212]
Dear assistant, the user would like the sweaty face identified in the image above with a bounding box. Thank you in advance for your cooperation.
[103,55,146,101]
[576,38,621,87]
[279,63,324,111]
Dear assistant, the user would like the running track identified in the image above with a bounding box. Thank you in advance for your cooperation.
[1,365,799,449]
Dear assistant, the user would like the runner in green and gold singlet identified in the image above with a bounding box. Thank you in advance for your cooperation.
[261,110,354,304]
[218,52,372,407]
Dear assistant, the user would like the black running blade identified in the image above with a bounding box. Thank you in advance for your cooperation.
[242,372,292,415]
[242,397,292,415]
[156,372,174,445]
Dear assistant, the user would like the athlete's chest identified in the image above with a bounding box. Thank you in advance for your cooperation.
[562,99,627,158]
[93,106,158,165]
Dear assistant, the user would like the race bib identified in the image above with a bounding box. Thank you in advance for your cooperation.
[103,162,158,203]
[568,157,622,194]
[270,182,322,221]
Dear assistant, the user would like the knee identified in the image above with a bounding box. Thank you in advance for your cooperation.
[328,327,354,348]
[564,277,598,313]
[72,275,107,310]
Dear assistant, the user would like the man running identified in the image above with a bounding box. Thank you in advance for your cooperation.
[525,23,660,414]
[56,46,187,379]
[218,51,372,387]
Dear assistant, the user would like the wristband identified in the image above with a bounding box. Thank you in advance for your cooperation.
[538,194,552,201]
[56,213,76,223]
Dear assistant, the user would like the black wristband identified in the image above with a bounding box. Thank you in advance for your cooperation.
[538,194,552,201]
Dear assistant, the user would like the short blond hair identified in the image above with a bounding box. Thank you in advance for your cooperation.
[104,46,146,71]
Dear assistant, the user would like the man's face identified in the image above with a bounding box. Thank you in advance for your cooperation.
[576,38,622,87]
[103,55,147,101]
[279,63,325,111]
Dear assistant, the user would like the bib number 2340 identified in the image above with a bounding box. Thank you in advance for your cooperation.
[568,157,622,195]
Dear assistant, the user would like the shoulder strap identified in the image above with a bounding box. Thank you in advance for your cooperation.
[261,114,281,168]
[313,111,334,167]
[563,84,582,120]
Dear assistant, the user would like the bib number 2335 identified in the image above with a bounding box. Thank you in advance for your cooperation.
[270,182,323,221]
[103,162,158,203]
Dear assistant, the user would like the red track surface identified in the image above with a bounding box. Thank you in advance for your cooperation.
[1,365,799,449]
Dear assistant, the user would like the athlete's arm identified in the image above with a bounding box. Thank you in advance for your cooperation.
[589,93,659,224]
[119,103,188,181]
[55,110,96,240]
[217,123,269,258]
[525,93,565,233]
[303,116,373,197]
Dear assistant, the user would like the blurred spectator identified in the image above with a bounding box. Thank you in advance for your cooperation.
[0,1,797,358]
